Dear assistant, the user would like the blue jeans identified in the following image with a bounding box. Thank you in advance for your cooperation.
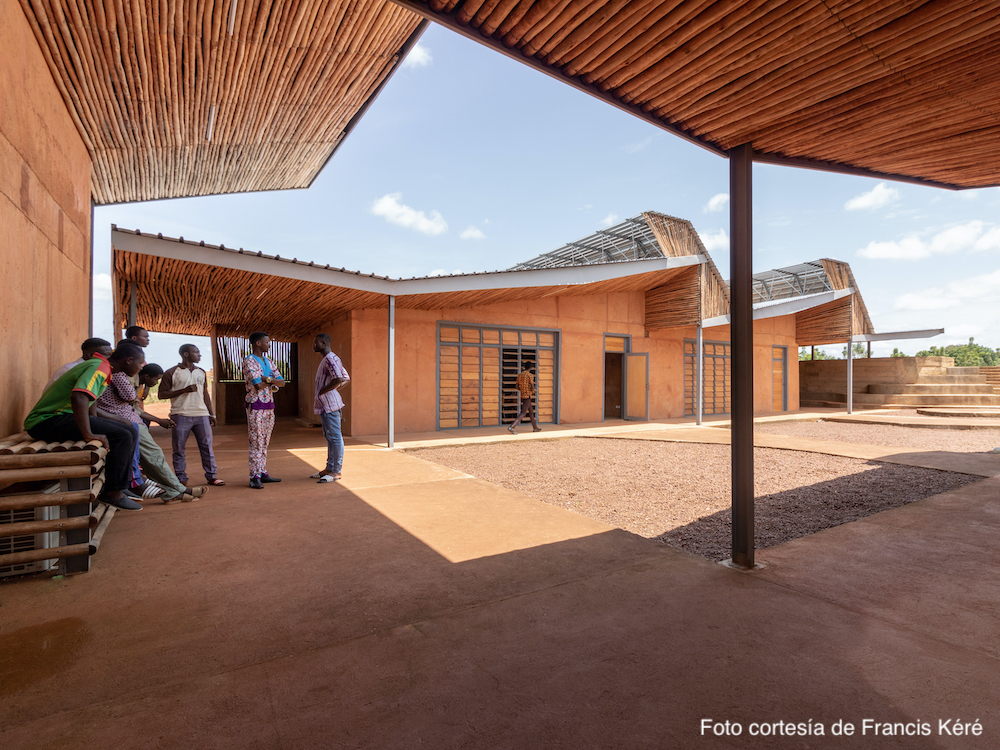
[321,409,344,474]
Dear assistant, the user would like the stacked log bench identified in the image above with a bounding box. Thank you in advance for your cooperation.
[0,431,113,578]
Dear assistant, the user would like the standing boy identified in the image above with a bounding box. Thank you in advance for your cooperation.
[160,344,223,486]
[243,331,284,489]
[311,333,350,483]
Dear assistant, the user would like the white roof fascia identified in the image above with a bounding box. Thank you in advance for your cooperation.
[393,255,703,294]
[113,229,704,295]
[852,329,944,343]
[113,230,396,294]
[700,288,854,328]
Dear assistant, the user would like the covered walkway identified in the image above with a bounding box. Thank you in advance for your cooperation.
[2,417,998,748]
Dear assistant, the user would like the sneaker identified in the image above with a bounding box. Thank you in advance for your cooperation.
[507,425,517,435]
[249,477,263,489]
[102,494,143,511]
[533,427,542,432]
[260,475,282,483]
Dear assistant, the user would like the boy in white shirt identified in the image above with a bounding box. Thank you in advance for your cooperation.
[159,344,224,486]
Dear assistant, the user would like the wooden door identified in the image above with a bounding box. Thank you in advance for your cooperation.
[623,353,649,421]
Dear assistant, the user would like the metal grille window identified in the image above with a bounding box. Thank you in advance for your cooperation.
[438,324,558,429]
[684,339,731,417]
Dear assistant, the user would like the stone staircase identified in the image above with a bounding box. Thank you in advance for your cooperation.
[800,357,1000,409]
[978,366,1000,393]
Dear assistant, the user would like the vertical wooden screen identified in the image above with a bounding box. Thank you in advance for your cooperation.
[684,339,731,416]
[772,346,787,412]
[438,324,558,429]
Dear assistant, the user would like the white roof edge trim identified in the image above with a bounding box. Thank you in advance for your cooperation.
[112,230,705,295]
[394,255,703,294]
[852,329,944,342]
[699,288,854,328]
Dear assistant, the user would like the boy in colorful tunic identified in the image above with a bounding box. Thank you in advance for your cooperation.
[24,341,145,511]
[243,331,285,489]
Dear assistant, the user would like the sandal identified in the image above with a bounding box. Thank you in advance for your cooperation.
[187,485,209,498]
[208,478,226,486]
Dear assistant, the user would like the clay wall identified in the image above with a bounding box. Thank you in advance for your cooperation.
[1,0,92,435]
[336,293,801,437]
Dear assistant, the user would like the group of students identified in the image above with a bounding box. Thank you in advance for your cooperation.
[239,331,350,488]
[23,326,351,511]
[24,326,221,512]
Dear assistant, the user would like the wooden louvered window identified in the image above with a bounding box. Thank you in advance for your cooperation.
[437,324,559,429]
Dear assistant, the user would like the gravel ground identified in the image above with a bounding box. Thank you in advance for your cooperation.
[755,417,1000,452]
[406,438,980,561]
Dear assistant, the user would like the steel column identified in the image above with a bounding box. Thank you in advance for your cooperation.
[847,298,854,415]
[695,323,704,426]
[729,143,755,569]
[847,340,854,415]
[388,295,395,448]
[128,280,137,328]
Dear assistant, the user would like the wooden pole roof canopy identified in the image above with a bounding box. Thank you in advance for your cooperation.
[389,0,1000,190]
[19,0,426,204]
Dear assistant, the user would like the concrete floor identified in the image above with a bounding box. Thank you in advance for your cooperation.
[1,416,998,749]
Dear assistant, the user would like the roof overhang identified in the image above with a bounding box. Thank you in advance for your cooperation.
[388,0,1000,190]
[851,329,945,343]
[112,228,705,338]
[701,288,854,328]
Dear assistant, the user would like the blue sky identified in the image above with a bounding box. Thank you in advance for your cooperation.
[93,24,1000,369]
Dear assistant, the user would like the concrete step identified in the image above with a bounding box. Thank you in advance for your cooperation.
[914,375,992,384]
[868,383,998,395]
[851,393,1000,406]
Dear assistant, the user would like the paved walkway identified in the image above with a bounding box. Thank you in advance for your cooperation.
[1,417,998,748]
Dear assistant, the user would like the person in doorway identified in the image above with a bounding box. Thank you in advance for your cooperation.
[508,363,541,435]
[243,331,285,489]
[159,344,223,487]
[311,333,350,483]
[44,337,112,391]
[25,341,144,511]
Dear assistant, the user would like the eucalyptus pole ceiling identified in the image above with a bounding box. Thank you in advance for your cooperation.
[389,0,1000,190]
[18,0,425,203]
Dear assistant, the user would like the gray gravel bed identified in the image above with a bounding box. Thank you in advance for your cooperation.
[406,438,979,561]
[755,418,1000,452]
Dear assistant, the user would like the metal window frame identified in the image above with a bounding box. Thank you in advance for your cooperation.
[436,321,561,430]
[683,337,732,417]
[601,334,632,421]
[772,345,788,412]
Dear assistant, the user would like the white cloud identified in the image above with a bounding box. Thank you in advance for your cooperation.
[601,213,618,227]
[858,220,993,260]
[974,226,1000,252]
[893,293,961,311]
[893,268,1000,312]
[929,220,983,254]
[402,43,432,69]
[845,182,899,211]
[624,137,652,154]
[700,228,728,252]
[93,272,112,301]
[703,193,729,213]
[370,193,447,235]
[858,236,928,260]
[460,226,485,240]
